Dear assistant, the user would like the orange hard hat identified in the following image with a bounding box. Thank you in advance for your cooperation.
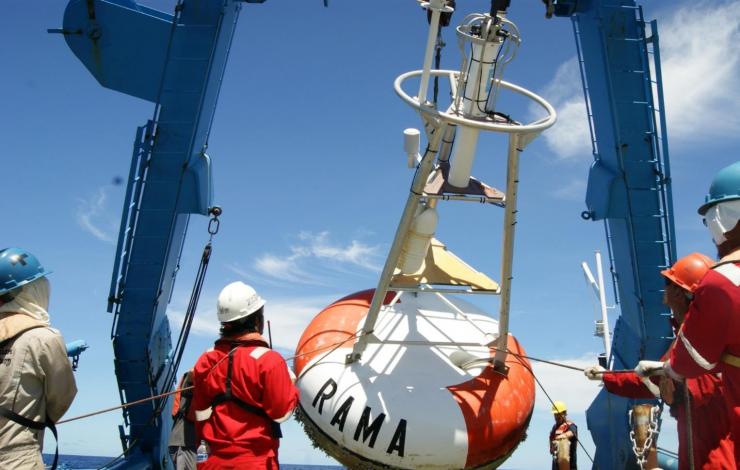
[661,253,714,293]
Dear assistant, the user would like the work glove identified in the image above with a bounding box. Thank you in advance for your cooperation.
[583,365,605,381]
[634,360,666,378]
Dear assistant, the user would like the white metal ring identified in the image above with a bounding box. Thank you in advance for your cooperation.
[394,69,557,134]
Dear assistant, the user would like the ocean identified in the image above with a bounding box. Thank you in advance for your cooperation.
[44,454,344,469]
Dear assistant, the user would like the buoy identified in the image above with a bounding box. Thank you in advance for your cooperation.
[294,289,535,469]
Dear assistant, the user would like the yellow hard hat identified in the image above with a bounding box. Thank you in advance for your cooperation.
[551,401,567,414]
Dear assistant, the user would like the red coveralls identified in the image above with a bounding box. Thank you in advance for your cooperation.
[669,261,740,468]
[192,333,298,470]
[603,361,734,469]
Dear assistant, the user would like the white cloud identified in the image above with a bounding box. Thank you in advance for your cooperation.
[76,186,118,243]
[169,308,220,338]
[658,0,740,140]
[531,354,602,414]
[252,231,382,285]
[264,295,341,351]
[255,253,316,284]
[552,178,587,201]
[167,294,339,352]
[539,0,740,160]
[538,57,592,161]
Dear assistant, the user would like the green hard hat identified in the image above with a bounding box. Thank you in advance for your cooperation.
[698,162,740,215]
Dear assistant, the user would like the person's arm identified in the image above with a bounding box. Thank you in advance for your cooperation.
[602,371,657,399]
[191,354,214,441]
[670,281,731,378]
[555,423,577,440]
[39,331,77,423]
[261,353,299,423]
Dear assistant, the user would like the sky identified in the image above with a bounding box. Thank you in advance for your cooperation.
[1,0,739,468]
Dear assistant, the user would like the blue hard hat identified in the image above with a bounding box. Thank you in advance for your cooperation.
[0,248,51,297]
[698,162,740,215]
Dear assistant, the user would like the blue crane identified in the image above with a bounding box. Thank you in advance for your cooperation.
[550,0,677,468]
[54,0,265,467]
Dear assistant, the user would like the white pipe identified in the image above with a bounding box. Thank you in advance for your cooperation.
[448,126,479,187]
[448,37,502,187]
[417,0,445,104]
[398,207,438,274]
[438,122,457,162]
[493,133,522,368]
[595,251,612,360]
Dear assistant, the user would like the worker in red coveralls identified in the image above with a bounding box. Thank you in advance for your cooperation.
[192,282,298,470]
[585,252,735,469]
[635,162,740,466]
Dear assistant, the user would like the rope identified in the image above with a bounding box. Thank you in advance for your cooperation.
[57,387,193,425]
[56,326,640,470]
[509,352,598,468]
[60,334,633,425]
[656,446,678,458]
[486,344,636,375]
[156,240,213,417]
[293,331,363,379]
[56,332,361,426]
[286,331,361,363]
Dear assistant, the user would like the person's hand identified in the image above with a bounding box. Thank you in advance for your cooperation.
[584,365,605,381]
[659,377,675,404]
[635,360,666,377]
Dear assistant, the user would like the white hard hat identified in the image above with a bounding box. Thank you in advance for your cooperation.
[217,281,266,323]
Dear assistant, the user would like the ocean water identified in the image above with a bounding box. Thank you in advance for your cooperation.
[44,454,345,469]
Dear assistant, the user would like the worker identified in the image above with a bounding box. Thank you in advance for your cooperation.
[192,281,298,470]
[585,252,735,469]
[169,370,197,470]
[549,401,578,470]
[0,248,77,470]
[636,161,740,465]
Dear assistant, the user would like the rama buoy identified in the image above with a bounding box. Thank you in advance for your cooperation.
[295,290,535,469]
[294,1,556,468]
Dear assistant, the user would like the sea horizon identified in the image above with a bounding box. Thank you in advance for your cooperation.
[44,454,523,469]
[45,453,347,469]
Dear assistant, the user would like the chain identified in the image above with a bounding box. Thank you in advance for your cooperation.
[629,405,661,469]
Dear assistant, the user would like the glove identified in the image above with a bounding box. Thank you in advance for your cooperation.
[584,365,605,381]
[635,360,666,378]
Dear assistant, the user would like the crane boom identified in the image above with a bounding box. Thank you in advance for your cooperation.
[57,0,264,467]
[552,1,676,468]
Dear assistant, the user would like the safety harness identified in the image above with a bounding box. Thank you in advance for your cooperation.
[0,408,58,469]
[210,340,282,439]
[0,327,60,470]
[172,371,195,421]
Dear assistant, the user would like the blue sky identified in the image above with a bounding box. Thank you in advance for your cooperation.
[2,0,739,468]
